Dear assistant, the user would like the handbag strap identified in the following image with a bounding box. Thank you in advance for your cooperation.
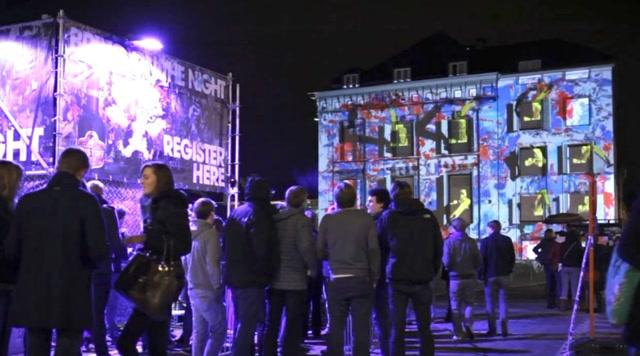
[562,241,578,261]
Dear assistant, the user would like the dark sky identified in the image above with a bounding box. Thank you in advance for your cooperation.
[1,0,639,198]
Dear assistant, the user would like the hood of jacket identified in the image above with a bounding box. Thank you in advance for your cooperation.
[274,206,305,222]
[390,197,427,215]
[245,177,271,202]
[192,219,213,240]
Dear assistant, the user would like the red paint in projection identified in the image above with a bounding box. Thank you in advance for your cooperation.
[604,191,615,210]
[479,144,490,160]
[555,91,572,120]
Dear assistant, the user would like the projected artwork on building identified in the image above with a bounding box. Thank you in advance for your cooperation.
[569,193,590,219]
[520,191,549,222]
[568,144,592,174]
[519,146,547,176]
[448,174,472,223]
[316,66,615,250]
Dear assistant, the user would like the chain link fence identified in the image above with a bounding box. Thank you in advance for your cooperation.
[22,174,144,233]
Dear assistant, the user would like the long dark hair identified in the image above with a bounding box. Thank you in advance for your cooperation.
[141,162,175,197]
[0,160,23,208]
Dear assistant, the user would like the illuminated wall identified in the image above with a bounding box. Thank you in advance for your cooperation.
[316,65,615,256]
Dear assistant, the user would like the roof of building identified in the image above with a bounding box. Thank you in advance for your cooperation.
[326,33,612,90]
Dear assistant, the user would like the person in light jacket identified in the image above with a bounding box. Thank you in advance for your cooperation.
[442,218,482,341]
[186,198,226,356]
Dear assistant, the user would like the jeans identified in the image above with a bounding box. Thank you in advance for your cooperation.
[117,308,170,356]
[264,288,307,356]
[26,328,82,356]
[484,276,509,332]
[374,281,391,356]
[0,290,11,356]
[389,282,434,356]
[326,276,373,356]
[230,287,265,356]
[191,288,227,356]
[91,273,111,356]
[449,279,476,337]
[543,264,559,306]
[560,267,580,301]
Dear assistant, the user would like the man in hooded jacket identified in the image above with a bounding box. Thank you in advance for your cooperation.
[377,181,443,356]
[223,176,277,356]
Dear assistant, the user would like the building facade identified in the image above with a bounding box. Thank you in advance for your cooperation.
[314,54,615,258]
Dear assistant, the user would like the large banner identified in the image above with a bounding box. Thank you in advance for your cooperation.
[0,20,56,173]
[60,22,230,191]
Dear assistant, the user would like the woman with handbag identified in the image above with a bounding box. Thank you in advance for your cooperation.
[0,161,23,356]
[116,162,191,356]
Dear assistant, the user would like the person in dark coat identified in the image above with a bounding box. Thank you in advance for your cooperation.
[116,162,192,356]
[4,148,109,355]
[533,229,562,308]
[617,188,640,354]
[0,160,23,356]
[377,181,443,356]
[558,229,584,311]
[86,179,125,356]
[367,186,392,356]
[223,176,277,356]
[479,220,515,337]
[264,186,317,356]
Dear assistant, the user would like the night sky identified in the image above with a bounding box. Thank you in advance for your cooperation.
[1,0,639,199]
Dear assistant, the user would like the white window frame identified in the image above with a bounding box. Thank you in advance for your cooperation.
[342,73,360,88]
[393,67,412,83]
[448,61,468,76]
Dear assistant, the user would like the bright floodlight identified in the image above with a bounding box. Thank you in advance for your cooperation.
[131,38,163,51]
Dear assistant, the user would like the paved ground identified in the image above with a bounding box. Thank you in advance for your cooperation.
[8,284,628,355]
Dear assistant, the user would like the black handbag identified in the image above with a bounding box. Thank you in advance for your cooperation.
[114,236,185,321]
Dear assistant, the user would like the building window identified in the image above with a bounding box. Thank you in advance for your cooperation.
[342,74,360,88]
[393,67,411,83]
[518,59,542,72]
[448,61,468,76]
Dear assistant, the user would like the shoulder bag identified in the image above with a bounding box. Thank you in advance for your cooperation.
[114,235,185,321]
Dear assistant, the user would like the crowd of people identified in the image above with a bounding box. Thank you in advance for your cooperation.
[0,149,638,355]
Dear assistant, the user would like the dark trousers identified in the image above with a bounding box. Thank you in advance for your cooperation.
[389,283,434,356]
[303,275,324,337]
[116,308,170,356]
[264,288,307,356]
[231,287,265,356]
[91,273,111,356]
[0,290,11,356]
[178,284,193,342]
[326,276,373,356]
[374,282,391,356]
[26,328,83,356]
[105,273,121,337]
[543,264,559,307]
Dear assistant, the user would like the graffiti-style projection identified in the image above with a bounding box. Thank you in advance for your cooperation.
[316,65,616,251]
[519,147,547,176]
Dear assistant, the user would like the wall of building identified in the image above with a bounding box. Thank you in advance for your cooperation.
[316,65,615,258]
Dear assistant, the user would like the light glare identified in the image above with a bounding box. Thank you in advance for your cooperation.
[131,38,163,51]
